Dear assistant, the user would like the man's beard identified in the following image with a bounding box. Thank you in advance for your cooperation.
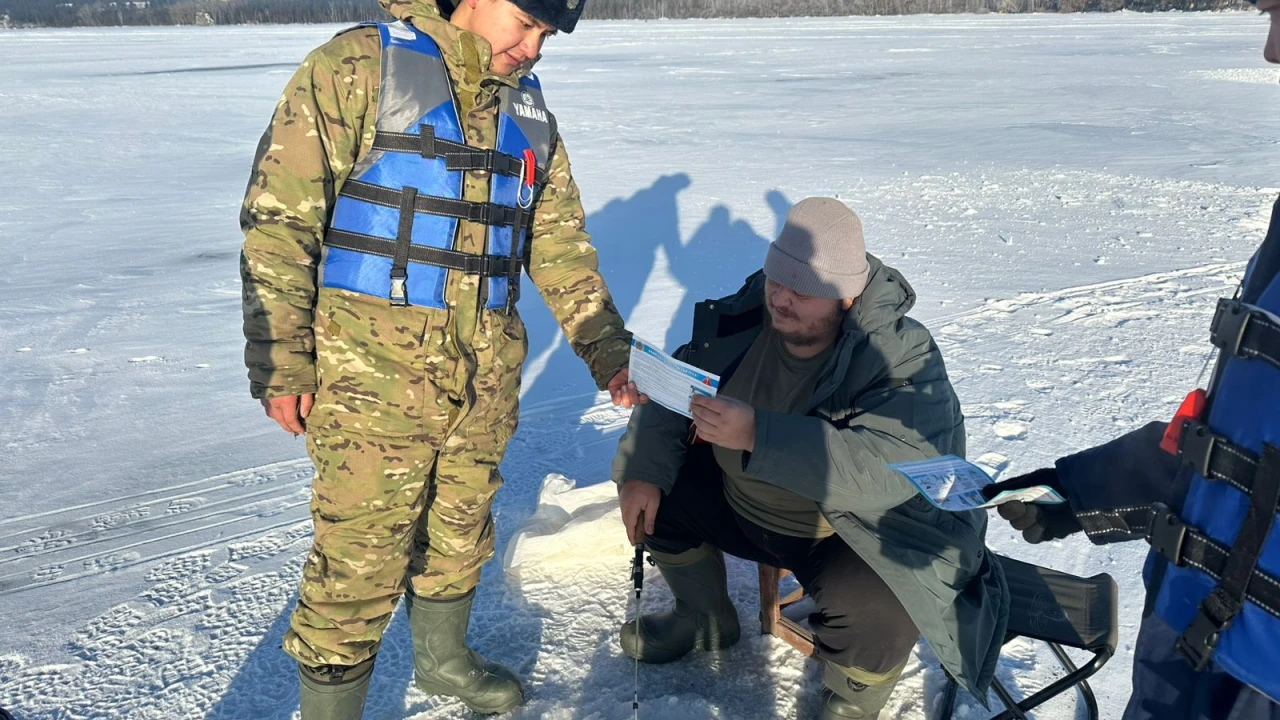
[769,303,845,348]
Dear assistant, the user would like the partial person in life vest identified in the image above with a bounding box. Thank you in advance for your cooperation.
[239,0,644,717]
[983,3,1280,718]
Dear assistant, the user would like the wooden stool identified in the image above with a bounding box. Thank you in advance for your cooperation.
[757,563,817,657]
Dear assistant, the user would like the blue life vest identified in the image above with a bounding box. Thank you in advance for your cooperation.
[320,20,554,311]
[1147,198,1280,702]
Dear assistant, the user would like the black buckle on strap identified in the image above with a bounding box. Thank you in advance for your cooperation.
[1177,589,1238,671]
[1147,503,1188,565]
[389,270,408,307]
[467,203,518,226]
[1210,298,1251,356]
[491,152,522,177]
[1178,419,1218,480]
[459,254,496,276]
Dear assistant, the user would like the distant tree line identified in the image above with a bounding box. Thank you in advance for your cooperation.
[0,0,375,27]
[0,0,1252,29]
[587,0,1248,15]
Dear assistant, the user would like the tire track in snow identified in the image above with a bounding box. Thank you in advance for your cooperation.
[936,262,1243,458]
[0,459,313,595]
[0,521,319,719]
[0,477,308,561]
[0,458,311,527]
[927,260,1245,328]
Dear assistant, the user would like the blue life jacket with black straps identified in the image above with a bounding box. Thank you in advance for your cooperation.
[1145,197,1280,701]
[320,20,554,311]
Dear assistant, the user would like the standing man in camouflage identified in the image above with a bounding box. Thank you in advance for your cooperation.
[240,0,641,716]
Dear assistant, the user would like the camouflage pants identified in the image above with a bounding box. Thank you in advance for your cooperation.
[283,294,526,668]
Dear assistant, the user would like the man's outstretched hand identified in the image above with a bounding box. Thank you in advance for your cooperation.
[608,369,649,409]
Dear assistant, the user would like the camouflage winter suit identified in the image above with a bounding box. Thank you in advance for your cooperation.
[240,0,630,668]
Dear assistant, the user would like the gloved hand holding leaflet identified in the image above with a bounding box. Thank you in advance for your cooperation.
[889,455,1066,512]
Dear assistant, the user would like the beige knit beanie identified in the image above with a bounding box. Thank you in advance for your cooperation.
[763,197,870,299]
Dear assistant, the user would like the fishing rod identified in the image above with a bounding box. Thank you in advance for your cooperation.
[630,513,651,719]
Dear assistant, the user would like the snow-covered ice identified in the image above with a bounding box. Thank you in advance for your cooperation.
[0,12,1276,720]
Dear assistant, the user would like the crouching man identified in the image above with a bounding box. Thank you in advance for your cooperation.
[611,198,1008,718]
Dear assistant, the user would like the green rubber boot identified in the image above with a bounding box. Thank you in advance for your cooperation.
[406,590,524,715]
[819,657,907,720]
[619,543,741,664]
[298,656,375,720]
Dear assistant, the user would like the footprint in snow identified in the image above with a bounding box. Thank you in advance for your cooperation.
[993,421,1028,440]
[975,452,1010,475]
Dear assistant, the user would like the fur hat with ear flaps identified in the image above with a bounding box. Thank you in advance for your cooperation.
[435,0,587,33]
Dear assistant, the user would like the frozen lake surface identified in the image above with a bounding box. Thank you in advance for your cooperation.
[0,11,1276,719]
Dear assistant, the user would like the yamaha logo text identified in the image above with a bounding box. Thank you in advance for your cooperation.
[513,99,548,123]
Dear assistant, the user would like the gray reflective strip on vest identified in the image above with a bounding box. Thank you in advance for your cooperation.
[499,81,553,169]
[349,20,460,180]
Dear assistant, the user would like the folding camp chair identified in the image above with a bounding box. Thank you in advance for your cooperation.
[758,554,1118,720]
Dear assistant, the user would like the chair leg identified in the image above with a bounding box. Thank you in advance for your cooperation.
[756,563,817,657]
[1048,643,1100,720]
[758,563,780,636]
[990,680,1031,720]
[988,643,1113,720]
[935,677,959,720]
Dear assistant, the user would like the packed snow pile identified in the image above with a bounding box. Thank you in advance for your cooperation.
[502,474,632,582]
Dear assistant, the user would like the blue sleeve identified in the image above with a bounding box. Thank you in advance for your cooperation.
[1055,421,1181,539]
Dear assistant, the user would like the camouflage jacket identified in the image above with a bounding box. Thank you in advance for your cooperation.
[240,0,630,399]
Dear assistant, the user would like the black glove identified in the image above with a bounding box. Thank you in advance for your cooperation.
[982,468,1082,544]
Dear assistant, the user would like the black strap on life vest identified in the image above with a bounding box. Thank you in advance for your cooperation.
[335,178,534,309]
[339,179,533,230]
[1210,298,1280,373]
[371,125,549,186]
[1075,502,1280,625]
[504,221,523,310]
[477,215,528,313]
[1177,419,1267,498]
[327,229,521,278]
[1145,503,1280,621]
[389,186,418,306]
[1175,444,1280,669]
